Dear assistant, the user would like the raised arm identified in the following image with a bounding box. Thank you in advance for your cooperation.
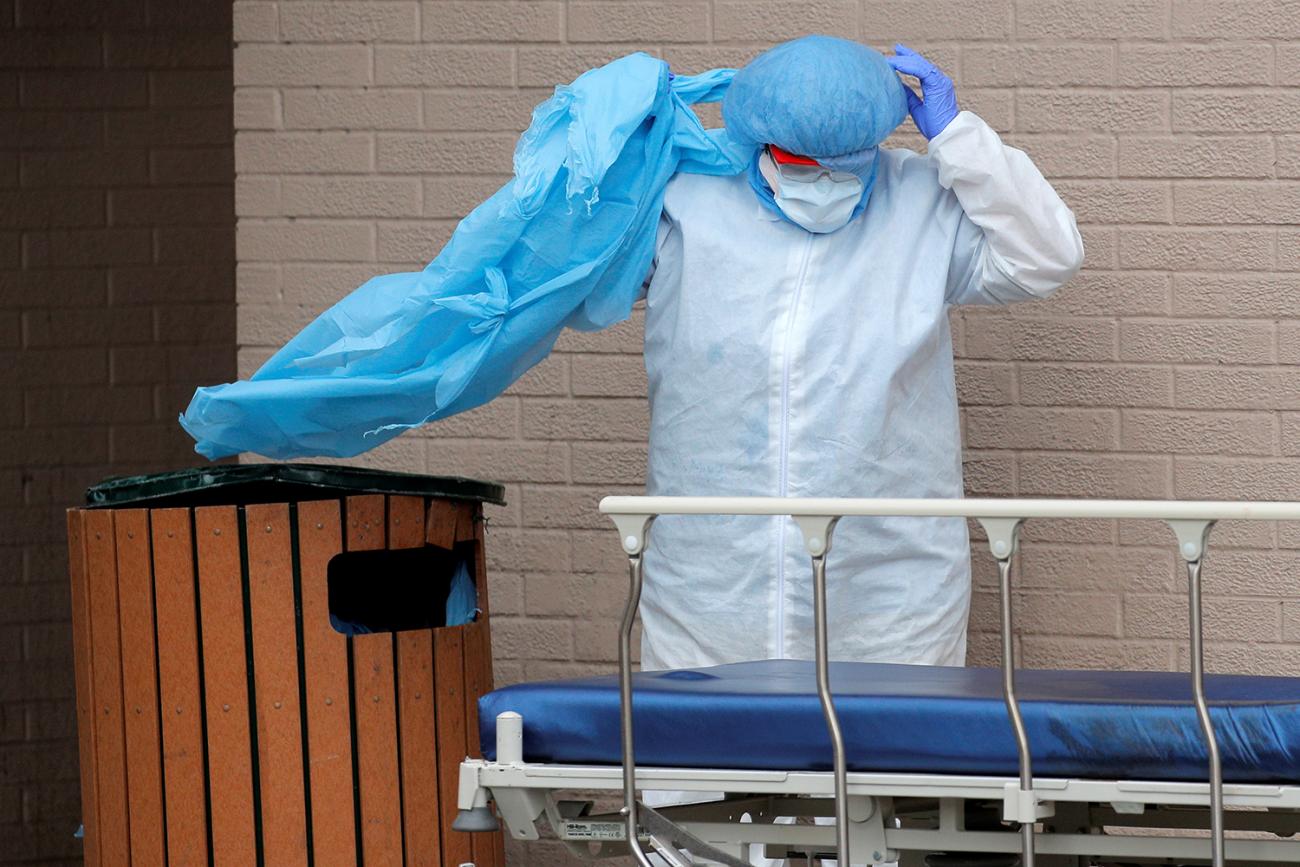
[889,44,1084,305]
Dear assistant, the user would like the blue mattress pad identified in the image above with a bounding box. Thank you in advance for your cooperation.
[479,660,1300,783]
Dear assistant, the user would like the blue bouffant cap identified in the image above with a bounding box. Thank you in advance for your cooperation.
[722,35,909,158]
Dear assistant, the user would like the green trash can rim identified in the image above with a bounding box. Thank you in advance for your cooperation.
[85,463,507,508]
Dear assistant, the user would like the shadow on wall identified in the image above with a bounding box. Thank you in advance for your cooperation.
[2,0,236,861]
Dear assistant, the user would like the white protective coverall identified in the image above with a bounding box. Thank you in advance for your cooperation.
[639,111,1083,674]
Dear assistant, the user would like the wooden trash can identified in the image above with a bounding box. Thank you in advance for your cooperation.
[65,465,507,867]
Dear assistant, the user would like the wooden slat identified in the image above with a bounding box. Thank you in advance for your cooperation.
[246,503,309,867]
[468,505,495,733]
[387,496,424,550]
[84,509,131,866]
[353,633,402,865]
[66,510,101,867]
[151,508,210,867]
[390,496,441,864]
[347,494,385,552]
[433,627,471,865]
[395,631,439,867]
[195,506,258,867]
[471,503,492,617]
[348,495,403,866]
[454,502,476,545]
[463,620,501,866]
[469,503,505,865]
[116,509,166,866]
[297,499,356,867]
[424,500,459,551]
[461,625,486,759]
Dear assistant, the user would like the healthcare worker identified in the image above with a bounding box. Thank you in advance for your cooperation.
[639,37,1082,678]
[639,35,1081,867]
[178,34,1080,866]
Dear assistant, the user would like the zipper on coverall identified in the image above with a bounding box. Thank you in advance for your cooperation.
[774,232,816,659]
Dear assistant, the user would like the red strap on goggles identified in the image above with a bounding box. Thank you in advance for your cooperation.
[767,144,820,167]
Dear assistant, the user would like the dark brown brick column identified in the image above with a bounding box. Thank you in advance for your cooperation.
[0,1,235,862]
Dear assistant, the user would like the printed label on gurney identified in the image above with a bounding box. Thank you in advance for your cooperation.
[562,821,626,841]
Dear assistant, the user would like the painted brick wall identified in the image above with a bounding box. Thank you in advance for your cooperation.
[232,2,1300,861]
[1,0,235,863]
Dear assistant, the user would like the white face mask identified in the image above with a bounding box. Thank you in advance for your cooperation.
[759,150,864,234]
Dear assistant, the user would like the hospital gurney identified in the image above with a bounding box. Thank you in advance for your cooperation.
[455,497,1300,866]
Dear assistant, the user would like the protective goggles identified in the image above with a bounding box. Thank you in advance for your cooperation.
[766,144,859,184]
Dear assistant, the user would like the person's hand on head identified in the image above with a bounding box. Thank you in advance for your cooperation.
[886,44,959,140]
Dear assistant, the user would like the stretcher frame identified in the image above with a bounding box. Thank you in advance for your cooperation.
[456,497,1300,866]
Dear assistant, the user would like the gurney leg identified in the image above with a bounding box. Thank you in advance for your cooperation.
[617,532,657,867]
[795,517,851,867]
[611,516,744,867]
[1190,564,1225,867]
[978,518,1035,867]
[1169,519,1224,867]
[813,549,851,866]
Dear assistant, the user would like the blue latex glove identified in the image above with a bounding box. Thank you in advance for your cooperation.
[886,44,959,140]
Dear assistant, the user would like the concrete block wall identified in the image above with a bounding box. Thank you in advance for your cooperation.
[231,3,1300,860]
[0,1,235,863]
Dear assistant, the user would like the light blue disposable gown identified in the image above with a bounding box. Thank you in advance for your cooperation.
[180,54,748,460]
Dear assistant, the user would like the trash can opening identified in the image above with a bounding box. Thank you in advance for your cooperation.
[327,543,479,635]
